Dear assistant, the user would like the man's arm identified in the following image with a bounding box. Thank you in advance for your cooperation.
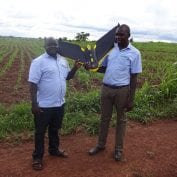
[125,73,138,112]
[29,82,41,114]
[66,61,81,80]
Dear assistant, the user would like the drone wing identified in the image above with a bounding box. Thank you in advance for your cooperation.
[58,41,86,63]
[95,25,119,62]
[57,24,119,65]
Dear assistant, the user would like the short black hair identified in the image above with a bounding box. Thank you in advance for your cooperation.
[120,24,130,36]
[44,37,58,48]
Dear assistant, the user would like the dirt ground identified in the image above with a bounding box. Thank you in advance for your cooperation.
[0,119,177,177]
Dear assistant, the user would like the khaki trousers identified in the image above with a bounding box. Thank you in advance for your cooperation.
[98,85,129,151]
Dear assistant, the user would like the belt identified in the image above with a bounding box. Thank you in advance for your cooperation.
[103,83,129,89]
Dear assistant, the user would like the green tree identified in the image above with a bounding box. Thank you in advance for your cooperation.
[58,37,68,41]
[75,32,90,41]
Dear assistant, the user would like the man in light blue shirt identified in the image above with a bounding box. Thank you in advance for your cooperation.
[88,24,142,161]
[29,37,81,170]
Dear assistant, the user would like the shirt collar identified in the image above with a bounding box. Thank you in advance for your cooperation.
[44,52,59,60]
[115,43,132,52]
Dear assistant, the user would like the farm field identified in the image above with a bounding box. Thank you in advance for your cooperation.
[0,37,177,177]
[0,37,43,105]
[0,37,177,106]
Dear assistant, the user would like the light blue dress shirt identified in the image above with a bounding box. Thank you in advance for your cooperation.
[102,43,142,86]
[28,53,70,107]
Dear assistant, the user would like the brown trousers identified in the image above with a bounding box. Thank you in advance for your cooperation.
[98,85,129,152]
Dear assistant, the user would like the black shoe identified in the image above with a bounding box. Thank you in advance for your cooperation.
[89,145,105,155]
[114,150,122,161]
[49,149,68,158]
[32,158,43,170]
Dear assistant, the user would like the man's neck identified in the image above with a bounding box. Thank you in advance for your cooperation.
[118,42,129,50]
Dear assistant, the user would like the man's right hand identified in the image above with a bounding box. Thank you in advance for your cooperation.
[31,104,43,115]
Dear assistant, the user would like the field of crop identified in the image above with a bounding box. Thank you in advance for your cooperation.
[0,37,177,105]
[0,36,177,136]
[0,37,43,105]
[1,37,177,123]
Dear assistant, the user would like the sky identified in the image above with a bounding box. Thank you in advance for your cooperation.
[0,0,177,42]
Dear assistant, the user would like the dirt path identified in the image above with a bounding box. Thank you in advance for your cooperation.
[0,119,177,177]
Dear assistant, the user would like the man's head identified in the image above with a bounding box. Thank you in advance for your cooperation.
[44,37,58,58]
[115,24,130,49]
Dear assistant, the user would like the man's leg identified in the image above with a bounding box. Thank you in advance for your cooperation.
[32,109,50,169]
[98,86,114,147]
[114,86,129,160]
[48,106,67,157]
[89,86,114,155]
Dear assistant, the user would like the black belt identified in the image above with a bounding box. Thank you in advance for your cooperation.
[103,83,129,89]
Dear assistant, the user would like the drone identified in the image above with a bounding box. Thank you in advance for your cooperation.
[58,23,120,69]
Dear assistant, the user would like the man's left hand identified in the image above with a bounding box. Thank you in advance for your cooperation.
[125,100,134,112]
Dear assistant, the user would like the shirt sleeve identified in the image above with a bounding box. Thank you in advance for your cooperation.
[131,51,142,74]
[28,59,42,84]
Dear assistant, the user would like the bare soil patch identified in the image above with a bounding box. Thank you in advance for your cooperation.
[0,119,176,177]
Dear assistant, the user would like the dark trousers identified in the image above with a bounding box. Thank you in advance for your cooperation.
[32,105,64,160]
[98,85,129,152]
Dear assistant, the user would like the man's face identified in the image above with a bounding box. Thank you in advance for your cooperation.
[45,38,58,58]
[115,27,129,47]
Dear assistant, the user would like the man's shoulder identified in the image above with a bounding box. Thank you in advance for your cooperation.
[129,44,141,55]
[58,54,66,60]
[32,53,46,61]
[108,46,118,56]
[35,53,46,60]
[31,53,47,65]
[57,54,68,64]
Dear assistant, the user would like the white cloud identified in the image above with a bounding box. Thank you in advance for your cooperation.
[0,0,177,42]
